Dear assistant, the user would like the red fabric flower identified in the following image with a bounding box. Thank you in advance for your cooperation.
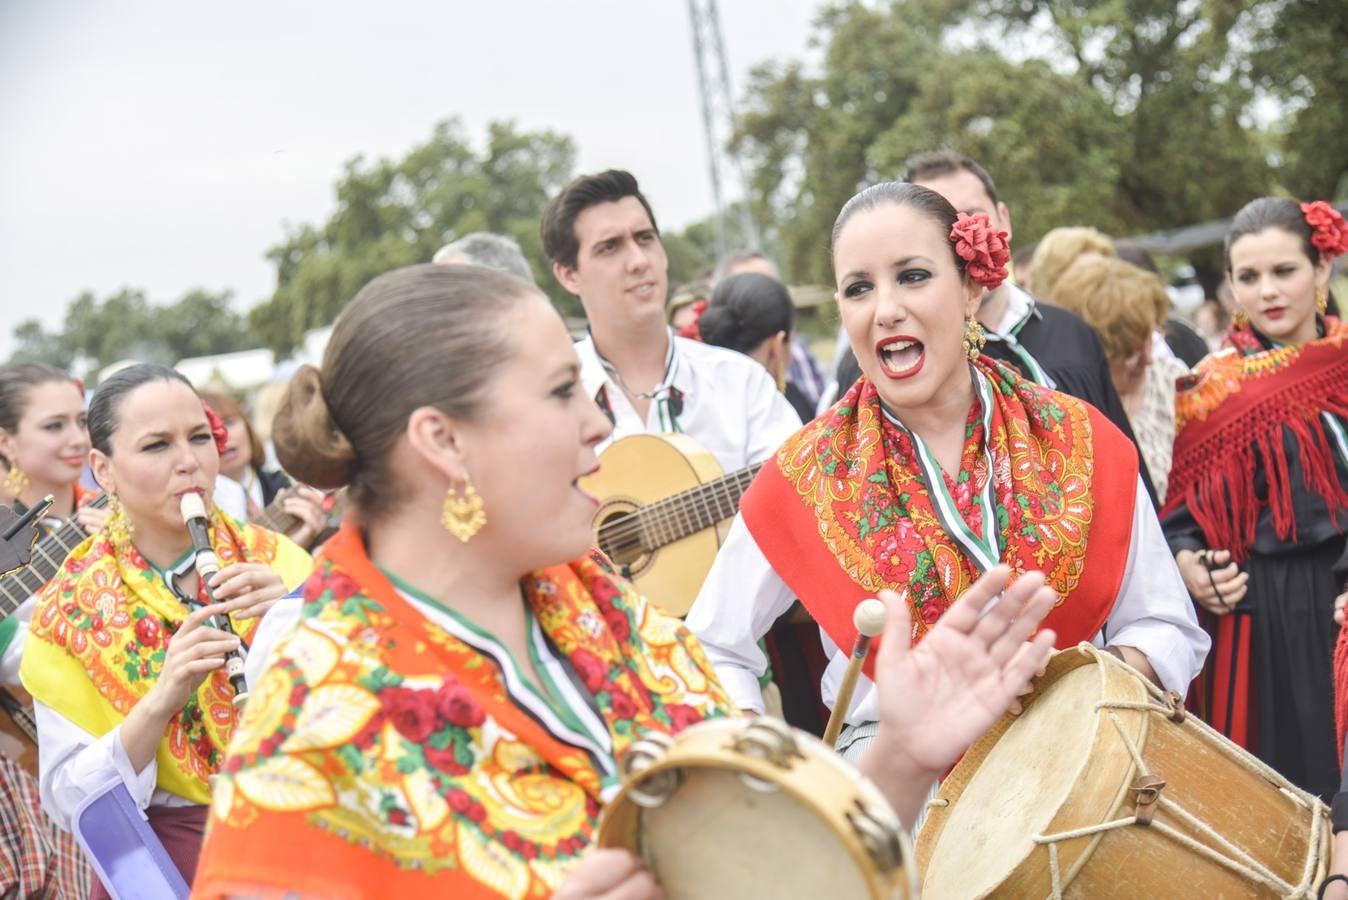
[665,703,703,733]
[919,602,943,625]
[608,688,636,720]
[603,607,631,642]
[448,789,472,813]
[134,616,161,648]
[436,678,485,728]
[1301,201,1348,260]
[950,213,1011,290]
[423,744,468,774]
[677,299,709,341]
[381,686,437,742]
[570,648,607,693]
[201,402,230,456]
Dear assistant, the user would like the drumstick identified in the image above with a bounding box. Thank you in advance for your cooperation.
[822,598,888,748]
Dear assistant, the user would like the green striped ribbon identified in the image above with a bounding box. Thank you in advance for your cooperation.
[881,367,1003,573]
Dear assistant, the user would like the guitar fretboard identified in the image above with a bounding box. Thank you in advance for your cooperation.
[0,493,109,619]
[598,464,762,555]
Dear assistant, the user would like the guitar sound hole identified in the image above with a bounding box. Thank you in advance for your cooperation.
[596,508,648,573]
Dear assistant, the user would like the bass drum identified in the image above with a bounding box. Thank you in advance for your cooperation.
[917,644,1331,898]
[598,716,917,899]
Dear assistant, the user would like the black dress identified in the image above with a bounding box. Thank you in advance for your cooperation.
[1164,426,1348,802]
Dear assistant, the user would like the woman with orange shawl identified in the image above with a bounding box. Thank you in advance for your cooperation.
[687,183,1208,763]
[18,364,313,896]
[1162,197,1348,805]
[193,263,1061,899]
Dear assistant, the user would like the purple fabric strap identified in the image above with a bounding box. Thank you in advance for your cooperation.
[71,780,190,900]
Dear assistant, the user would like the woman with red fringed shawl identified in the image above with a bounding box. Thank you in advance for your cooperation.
[1160,198,1348,807]
[687,182,1208,767]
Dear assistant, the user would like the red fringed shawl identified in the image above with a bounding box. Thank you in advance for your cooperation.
[1162,317,1348,559]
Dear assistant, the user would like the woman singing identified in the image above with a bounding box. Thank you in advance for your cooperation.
[18,364,312,894]
[687,183,1208,763]
[194,263,1060,899]
[1163,197,1348,801]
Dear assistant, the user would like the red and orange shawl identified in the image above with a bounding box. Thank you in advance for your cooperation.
[194,523,732,899]
[743,359,1138,675]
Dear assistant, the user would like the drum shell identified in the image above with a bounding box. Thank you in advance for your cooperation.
[599,717,917,900]
[917,645,1331,899]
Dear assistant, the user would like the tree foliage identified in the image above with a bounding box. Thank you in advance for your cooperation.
[9,288,251,381]
[731,0,1338,285]
[249,119,577,355]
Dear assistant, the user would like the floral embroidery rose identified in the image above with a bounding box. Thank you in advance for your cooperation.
[570,648,607,693]
[436,677,485,728]
[380,686,437,742]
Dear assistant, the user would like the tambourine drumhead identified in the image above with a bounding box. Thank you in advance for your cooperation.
[923,661,1103,896]
[599,717,916,900]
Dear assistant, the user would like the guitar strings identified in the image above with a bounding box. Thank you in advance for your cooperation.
[595,468,761,547]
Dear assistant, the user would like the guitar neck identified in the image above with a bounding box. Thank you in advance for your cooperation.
[251,486,299,535]
[0,492,109,621]
[628,463,763,551]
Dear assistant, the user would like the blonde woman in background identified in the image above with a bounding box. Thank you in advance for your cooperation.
[1024,226,1116,300]
[1046,255,1189,504]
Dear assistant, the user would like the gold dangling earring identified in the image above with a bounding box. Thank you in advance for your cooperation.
[1316,288,1328,317]
[1232,307,1249,329]
[442,479,487,543]
[104,493,133,551]
[2,463,30,499]
[962,316,986,362]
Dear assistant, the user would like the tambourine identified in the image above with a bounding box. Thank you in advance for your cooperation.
[598,716,917,899]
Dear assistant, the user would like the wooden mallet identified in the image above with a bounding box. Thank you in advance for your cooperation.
[822,597,888,747]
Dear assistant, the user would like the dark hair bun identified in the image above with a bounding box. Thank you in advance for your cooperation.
[273,365,356,489]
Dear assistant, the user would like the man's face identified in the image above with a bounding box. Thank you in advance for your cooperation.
[911,168,1013,240]
[553,196,668,327]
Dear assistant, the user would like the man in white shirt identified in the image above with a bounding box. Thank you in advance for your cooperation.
[539,170,800,473]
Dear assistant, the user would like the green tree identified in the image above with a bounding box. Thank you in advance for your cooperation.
[9,287,251,381]
[732,0,1332,283]
[250,119,577,356]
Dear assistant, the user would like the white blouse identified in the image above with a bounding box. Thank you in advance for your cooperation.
[685,476,1209,727]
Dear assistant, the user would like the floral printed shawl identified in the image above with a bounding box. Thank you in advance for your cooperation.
[194,522,732,900]
[20,510,312,803]
[742,359,1137,676]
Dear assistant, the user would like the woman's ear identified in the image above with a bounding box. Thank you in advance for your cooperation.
[0,430,16,467]
[405,406,469,484]
[89,449,114,494]
[963,275,984,319]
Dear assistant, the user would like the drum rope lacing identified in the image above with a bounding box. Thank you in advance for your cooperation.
[1025,704,1322,900]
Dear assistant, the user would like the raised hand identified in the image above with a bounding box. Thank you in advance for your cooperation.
[856,565,1057,826]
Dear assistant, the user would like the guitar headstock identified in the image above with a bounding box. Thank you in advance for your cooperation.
[0,497,51,577]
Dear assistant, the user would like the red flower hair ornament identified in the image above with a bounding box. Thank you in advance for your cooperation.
[1301,201,1348,261]
[201,402,230,457]
[950,212,1011,291]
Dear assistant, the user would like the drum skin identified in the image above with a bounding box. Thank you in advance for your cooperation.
[598,717,917,899]
[916,645,1331,899]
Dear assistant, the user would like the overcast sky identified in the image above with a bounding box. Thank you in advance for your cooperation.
[0,1,821,358]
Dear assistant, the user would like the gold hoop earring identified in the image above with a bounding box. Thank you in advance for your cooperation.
[1232,308,1250,329]
[2,464,30,499]
[442,480,486,543]
[962,316,986,362]
[1316,288,1328,317]
[104,494,133,550]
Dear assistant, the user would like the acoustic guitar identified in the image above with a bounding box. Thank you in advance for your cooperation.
[580,434,761,616]
[0,492,110,775]
[250,484,343,548]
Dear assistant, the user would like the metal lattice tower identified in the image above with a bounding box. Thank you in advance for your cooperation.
[687,0,760,261]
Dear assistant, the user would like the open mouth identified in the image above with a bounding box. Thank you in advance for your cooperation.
[876,337,925,379]
[573,465,601,506]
